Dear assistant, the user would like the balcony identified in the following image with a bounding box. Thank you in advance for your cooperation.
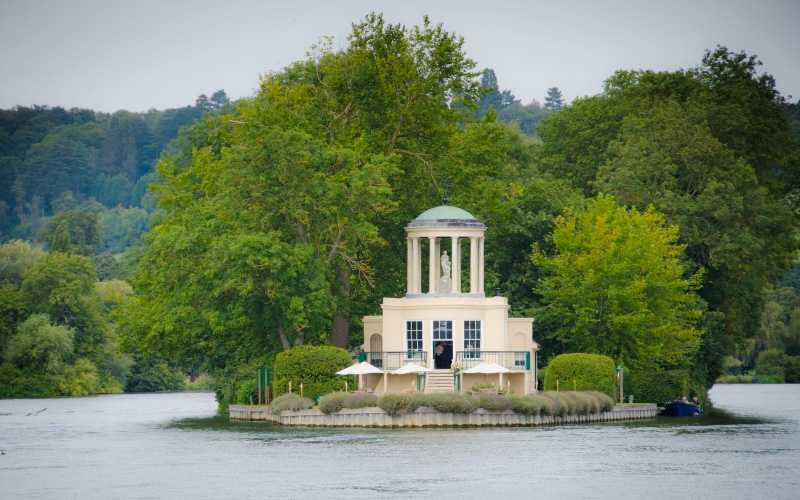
[455,351,530,370]
[357,350,530,371]
[358,351,427,371]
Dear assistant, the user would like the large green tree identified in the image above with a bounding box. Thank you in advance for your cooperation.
[535,47,799,385]
[533,195,704,372]
[121,14,523,377]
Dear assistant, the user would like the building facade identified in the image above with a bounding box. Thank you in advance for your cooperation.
[360,204,538,395]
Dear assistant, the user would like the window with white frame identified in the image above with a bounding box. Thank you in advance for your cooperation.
[406,320,423,357]
[432,320,453,341]
[463,320,481,359]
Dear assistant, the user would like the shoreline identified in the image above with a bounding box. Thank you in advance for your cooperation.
[229,403,657,427]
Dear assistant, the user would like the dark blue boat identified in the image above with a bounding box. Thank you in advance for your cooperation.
[661,400,703,416]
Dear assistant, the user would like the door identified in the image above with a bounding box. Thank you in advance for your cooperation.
[432,320,453,369]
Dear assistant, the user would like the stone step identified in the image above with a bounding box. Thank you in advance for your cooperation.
[424,371,455,393]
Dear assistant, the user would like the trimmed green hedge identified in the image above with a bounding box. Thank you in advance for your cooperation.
[273,345,353,400]
[543,353,616,398]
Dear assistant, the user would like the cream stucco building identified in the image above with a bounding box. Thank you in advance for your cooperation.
[359,204,539,395]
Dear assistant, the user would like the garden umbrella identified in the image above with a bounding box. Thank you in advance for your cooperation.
[336,361,383,390]
[391,362,430,392]
[391,362,431,375]
[461,362,511,374]
[462,362,511,388]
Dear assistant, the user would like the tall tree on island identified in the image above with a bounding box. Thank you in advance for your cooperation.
[120,14,521,376]
[535,46,799,387]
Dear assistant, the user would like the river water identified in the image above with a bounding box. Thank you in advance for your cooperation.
[1,384,798,499]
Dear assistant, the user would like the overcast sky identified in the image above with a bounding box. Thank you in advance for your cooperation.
[2,0,798,113]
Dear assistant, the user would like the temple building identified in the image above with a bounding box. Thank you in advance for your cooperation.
[359,204,539,395]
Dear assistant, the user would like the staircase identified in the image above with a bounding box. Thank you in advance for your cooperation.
[425,369,455,393]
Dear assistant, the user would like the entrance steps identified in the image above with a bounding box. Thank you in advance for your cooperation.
[425,369,455,393]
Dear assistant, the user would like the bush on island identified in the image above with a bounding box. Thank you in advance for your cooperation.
[314,390,615,417]
[270,393,314,414]
[587,391,615,412]
[378,393,424,416]
[273,345,353,400]
[318,392,379,414]
[543,353,616,398]
[506,395,541,415]
[344,393,378,409]
[318,392,349,414]
[475,392,514,412]
[425,393,480,414]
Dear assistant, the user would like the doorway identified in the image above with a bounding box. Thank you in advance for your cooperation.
[432,319,454,369]
[433,341,453,369]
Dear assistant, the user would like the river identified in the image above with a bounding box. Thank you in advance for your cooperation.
[1,384,798,499]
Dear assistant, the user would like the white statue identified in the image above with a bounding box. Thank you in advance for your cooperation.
[441,250,451,279]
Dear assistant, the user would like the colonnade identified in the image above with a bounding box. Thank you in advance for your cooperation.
[405,235,484,295]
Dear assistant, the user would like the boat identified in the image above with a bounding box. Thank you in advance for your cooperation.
[660,400,703,416]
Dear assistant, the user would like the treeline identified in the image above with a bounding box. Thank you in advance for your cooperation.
[0,92,232,397]
[0,90,231,244]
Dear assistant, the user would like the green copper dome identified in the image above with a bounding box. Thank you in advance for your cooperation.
[407,205,485,228]
[415,205,476,221]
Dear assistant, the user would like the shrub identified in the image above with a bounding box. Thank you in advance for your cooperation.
[270,393,314,414]
[378,393,423,416]
[629,369,689,404]
[344,393,378,409]
[507,395,542,415]
[546,391,576,415]
[538,393,565,417]
[475,393,514,411]
[236,379,258,404]
[543,353,616,398]
[423,393,480,414]
[318,392,349,414]
[470,382,496,392]
[273,345,353,400]
[563,391,594,415]
[587,391,615,411]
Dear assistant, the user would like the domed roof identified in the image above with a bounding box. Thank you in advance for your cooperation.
[406,205,486,228]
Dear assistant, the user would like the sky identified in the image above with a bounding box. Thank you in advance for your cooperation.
[1,0,798,113]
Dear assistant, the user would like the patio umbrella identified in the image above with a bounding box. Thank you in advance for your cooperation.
[461,362,511,388]
[336,361,384,376]
[391,362,431,375]
[461,362,511,374]
[336,361,383,390]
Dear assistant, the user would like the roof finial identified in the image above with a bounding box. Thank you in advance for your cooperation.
[442,178,453,206]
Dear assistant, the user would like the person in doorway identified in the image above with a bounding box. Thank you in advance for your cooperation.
[435,342,443,368]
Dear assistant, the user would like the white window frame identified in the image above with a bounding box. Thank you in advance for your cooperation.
[406,320,423,359]
[432,320,453,341]
[463,320,482,359]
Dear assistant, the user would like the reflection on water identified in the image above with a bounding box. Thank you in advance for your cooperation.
[1,385,799,499]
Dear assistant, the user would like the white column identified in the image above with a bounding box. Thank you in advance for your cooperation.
[478,237,485,294]
[411,237,421,294]
[470,237,478,294]
[451,236,461,294]
[406,237,413,294]
[428,237,438,294]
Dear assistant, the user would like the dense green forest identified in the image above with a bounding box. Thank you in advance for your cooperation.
[2,13,799,400]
